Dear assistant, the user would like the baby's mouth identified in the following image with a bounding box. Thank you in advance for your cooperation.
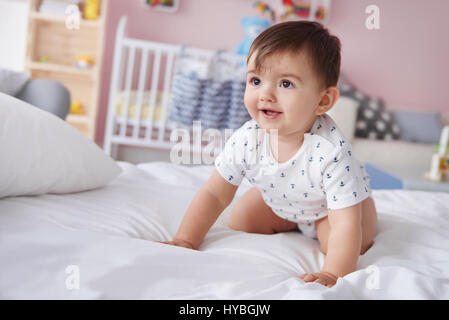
[261,109,282,119]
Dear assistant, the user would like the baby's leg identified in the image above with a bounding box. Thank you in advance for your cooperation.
[229,187,298,234]
[315,196,378,255]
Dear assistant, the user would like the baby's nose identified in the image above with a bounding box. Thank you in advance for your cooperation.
[260,93,276,103]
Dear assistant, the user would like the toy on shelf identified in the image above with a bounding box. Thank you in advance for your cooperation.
[70,100,84,115]
[253,1,275,22]
[280,0,331,23]
[75,54,94,69]
[39,56,49,63]
[425,126,449,182]
[84,0,100,20]
[234,1,274,57]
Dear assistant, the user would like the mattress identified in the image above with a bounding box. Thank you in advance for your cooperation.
[114,90,164,121]
[1,161,449,299]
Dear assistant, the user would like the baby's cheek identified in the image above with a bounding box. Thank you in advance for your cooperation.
[244,93,259,114]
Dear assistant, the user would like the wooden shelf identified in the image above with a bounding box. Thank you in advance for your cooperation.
[29,11,101,28]
[25,0,108,141]
[26,61,96,79]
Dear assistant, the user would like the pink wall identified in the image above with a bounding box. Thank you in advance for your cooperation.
[95,0,449,146]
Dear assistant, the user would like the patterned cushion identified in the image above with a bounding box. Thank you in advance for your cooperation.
[337,76,400,141]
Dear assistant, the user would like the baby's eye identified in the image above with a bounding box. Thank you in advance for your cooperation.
[281,80,293,88]
[249,77,261,86]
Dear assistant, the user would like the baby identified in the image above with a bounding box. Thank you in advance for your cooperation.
[161,21,378,288]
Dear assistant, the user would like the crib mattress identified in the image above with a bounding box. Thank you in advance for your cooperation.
[1,161,449,299]
[114,90,164,121]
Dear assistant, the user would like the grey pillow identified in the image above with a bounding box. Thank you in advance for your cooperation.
[16,79,70,120]
[393,111,442,144]
[0,69,29,96]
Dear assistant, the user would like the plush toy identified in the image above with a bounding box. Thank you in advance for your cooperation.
[235,1,275,57]
[70,100,83,115]
[253,1,275,22]
[234,16,272,56]
[84,0,100,20]
[75,54,94,69]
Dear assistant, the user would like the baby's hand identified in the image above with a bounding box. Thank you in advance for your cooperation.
[300,272,338,288]
[158,238,195,250]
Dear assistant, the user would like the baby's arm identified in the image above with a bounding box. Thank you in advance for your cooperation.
[301,203,362,287]
[162,169,238,249]
[322,203,362,277]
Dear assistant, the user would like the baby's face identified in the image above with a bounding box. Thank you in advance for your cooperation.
[244,50,325,137]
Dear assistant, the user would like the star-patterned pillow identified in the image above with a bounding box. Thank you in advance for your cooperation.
[337,76,401,141]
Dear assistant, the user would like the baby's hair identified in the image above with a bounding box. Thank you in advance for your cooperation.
[247,21,341,90]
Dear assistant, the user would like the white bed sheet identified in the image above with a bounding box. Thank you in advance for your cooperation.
[1,161,449,299]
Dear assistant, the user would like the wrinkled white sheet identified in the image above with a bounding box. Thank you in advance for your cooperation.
[1,161,449,299]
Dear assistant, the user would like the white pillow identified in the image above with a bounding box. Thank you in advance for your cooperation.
[0,92,122,199]
[326,96,359,142]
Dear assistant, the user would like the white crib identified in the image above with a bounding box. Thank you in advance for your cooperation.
[103,16,245,159]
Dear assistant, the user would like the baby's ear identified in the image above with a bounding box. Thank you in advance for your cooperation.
[315,86,339,115]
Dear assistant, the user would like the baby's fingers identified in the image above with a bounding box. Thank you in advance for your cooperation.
[157,241,180,247]
[314,278,328,287]
[301,273,336,287]
[157,240,194,249]
[300,273,317,282]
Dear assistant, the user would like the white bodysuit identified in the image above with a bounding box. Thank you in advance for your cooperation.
[214,114,372,239]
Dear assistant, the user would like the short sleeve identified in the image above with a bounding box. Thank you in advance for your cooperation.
[321,146,372,210]
[214,124,249,186]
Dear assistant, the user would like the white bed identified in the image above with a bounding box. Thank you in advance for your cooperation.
[2,13,449,300]
[1,160,449,299]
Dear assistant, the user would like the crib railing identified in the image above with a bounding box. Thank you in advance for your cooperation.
[103,16,245,159]
[104,17,179,157]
